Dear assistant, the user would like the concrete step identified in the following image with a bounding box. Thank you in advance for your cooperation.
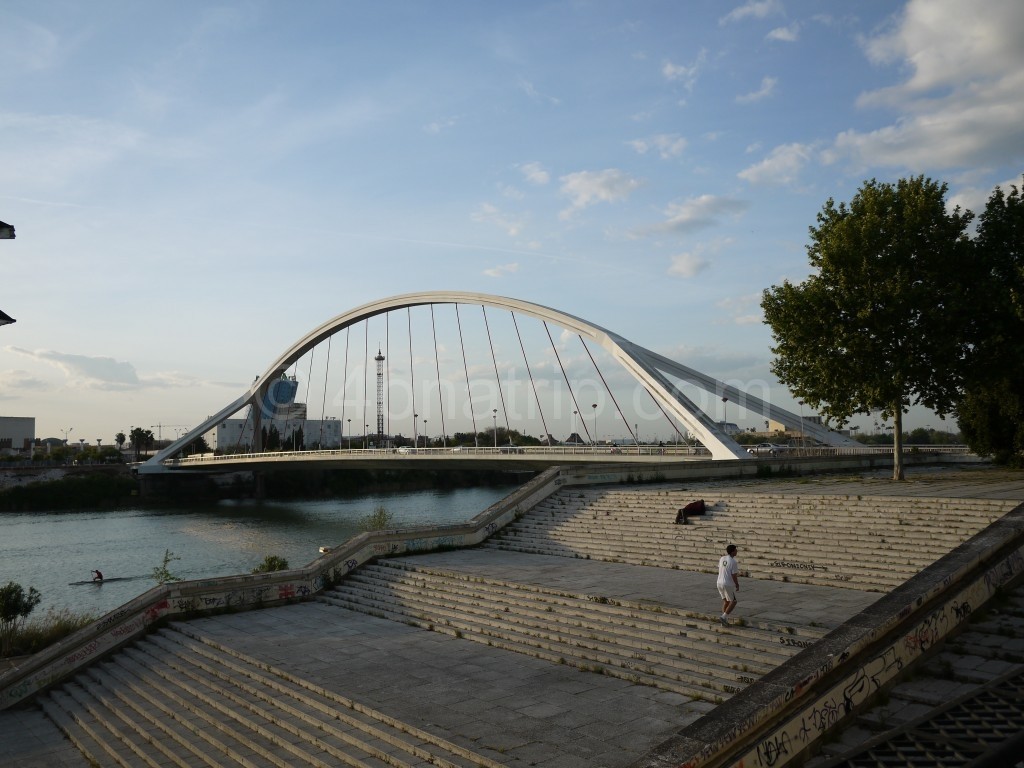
[165,623,503,768]
[38,624,504,768]
[482,531,908,591]
[319,561,820,700]
[319,588,733,702]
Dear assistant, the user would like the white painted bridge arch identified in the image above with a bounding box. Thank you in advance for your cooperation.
[142,291,854,471]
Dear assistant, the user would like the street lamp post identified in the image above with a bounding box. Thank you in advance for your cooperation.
[722,397,728,434]
[423,419,428,448]
[413,413,418,449]
[347,418,351,450]
[591,403,598,450]
[492,409,498,449]
[364,424,369,450]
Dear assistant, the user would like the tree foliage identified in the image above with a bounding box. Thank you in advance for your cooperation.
[956,176,1024,465]
[0,581,42,655]
[761,176,974,479]
[129,427,155,461]
[152,549,182,584]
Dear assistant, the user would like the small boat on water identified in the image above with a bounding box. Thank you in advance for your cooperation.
[67,576,141,586]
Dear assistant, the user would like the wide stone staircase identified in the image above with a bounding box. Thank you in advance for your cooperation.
[20,478,1023,767]
[317,559,824,703]
[481,488,1018,592]
[37,622,505,768]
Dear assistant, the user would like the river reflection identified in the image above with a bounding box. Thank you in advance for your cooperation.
[0,485,516,618]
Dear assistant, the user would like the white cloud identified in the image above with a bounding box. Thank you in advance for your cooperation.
[483,262,519,278]
[4,347,206,391]
[736,76,778,104]
[422,116,458,134]
[520,161,550,185]
[827,0,1024,171]
[654,195,749,233]
[0,369,49,397]
[667,251,710,278]
[558,169,642,219]
[471,203,523,236]
[518,78,561,106]
[662,50,706,91]
[720,0,784,25]
[6,347,140,390]
[738,142,813,186]
[767,24,799,42]
[628,133,688,159]
[717,292,764,325]
[949,174,1024,216]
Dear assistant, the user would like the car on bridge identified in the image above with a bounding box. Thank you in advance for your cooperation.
[499,444,524,454]
[747,442,789,456]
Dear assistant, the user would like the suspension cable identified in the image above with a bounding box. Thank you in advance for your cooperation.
[580,336,634,444]
[302,347,315,450]
[319,334,332,447]
[482,305,510,438]
[281,362,296,451]
[431,304,446,447]
[544,322,588,442]
[511,311,549,443]
[407,307,416,439]
[455,304,479,443]
[363,319,369,449]
[341,326,350,442]
[385,313,391,441]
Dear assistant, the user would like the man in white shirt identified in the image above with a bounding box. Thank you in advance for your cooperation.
[717,544,739,625]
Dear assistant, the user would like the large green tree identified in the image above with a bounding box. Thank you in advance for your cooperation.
[762,176,974,480]
[956,176,1024,465]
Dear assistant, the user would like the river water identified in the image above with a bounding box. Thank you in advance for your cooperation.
[0,485,516,619]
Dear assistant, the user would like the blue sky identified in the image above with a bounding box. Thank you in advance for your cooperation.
[1,0,1022,444]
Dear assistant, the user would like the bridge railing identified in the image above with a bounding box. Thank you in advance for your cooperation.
[162,443,968,467]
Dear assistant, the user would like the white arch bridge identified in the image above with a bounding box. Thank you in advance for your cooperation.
[140,291,856,474]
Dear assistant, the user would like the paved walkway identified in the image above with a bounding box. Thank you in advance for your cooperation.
[2,464,1022,767]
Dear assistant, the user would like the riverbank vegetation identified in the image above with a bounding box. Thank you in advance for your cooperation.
[1,581,95,658]
[0,469,138,512]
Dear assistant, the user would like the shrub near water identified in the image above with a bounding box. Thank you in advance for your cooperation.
[252,555,289,573]
[3,607,97,658]
[1,581,96,658]
[358,505,395,531]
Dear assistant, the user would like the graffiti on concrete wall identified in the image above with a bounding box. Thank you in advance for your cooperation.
[716,547,1024,768]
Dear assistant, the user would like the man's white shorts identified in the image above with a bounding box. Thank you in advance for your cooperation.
[718,583,736,602]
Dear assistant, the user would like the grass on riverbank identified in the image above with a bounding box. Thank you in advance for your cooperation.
[1,607,97,658]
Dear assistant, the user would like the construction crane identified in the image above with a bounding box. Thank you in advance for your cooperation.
[150,424,188,442]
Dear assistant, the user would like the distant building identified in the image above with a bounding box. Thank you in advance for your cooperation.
[213,416,341,450]
[0,416,35,454]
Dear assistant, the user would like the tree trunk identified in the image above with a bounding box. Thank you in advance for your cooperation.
[892,408,905,480]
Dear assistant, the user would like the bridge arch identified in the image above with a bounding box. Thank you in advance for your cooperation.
[142,291,855,471]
